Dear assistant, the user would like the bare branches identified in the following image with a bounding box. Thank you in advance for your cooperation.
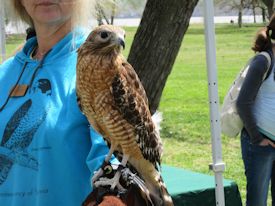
[215,0,273,27]
[94,0,146,25]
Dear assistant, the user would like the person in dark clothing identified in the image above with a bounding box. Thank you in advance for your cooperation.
[236,14,275,206]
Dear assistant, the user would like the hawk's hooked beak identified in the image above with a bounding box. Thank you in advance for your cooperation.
[118,38,125,50]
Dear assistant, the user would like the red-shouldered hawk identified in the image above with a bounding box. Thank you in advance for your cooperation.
[76,25,173,206]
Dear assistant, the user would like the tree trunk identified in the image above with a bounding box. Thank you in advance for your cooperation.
[95,3,104,25]
[238,0,244,28]
[111,0,116,25]
[253,0,256,23]
[95,3,110,25]
[238,11,242,27]
[262,7,267,22]
[127,0,199,114]
[261,0,274,19]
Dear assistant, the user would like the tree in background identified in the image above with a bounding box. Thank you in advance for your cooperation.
[95,0,146,25]
[95,1,111,25]
[238,0,245,27]
[110,0,116,25]
[216,0,252,27]
[216,0,274,27]
[248,0,269,22]
[128,0,199,113]
[261,0,274,18]
[245,0,273,21]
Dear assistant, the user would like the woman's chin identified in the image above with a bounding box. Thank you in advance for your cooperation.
[34,8,62,23]
[35,14,70,26]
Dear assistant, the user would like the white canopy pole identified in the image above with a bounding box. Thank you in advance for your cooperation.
[0,0,6,63]
[203,1,225,206]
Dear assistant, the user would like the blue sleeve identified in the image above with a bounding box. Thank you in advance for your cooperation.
[86,127,109,173]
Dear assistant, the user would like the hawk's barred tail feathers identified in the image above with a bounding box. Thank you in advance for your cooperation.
[152,112,174,205]
[159,175,174,206]
[136,159,173,206]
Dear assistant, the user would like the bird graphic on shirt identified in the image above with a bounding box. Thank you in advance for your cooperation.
[0,79,52,185]
[76,25,173,206]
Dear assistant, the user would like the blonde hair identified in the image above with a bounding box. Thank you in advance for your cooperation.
[8,0,94,29]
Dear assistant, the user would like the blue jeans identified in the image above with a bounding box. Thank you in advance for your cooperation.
[241,129,275,206]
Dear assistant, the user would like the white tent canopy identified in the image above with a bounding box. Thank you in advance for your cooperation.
[0,0,226,205]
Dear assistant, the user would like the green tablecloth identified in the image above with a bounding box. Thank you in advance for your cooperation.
[162,165,242,206]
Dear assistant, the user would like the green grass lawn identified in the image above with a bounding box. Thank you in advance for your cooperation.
[3,23,269,205]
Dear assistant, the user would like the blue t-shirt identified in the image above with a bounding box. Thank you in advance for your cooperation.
[0,30,109,205]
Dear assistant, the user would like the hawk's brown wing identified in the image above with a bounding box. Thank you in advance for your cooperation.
[111,61,163,167]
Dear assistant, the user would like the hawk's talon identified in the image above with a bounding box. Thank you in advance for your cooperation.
[117,164,125,172]
[94,177,127,192]
[92,168,104,184]
[110,170,122,190]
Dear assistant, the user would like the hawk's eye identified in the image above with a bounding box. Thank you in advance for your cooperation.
[101,32,108,39]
